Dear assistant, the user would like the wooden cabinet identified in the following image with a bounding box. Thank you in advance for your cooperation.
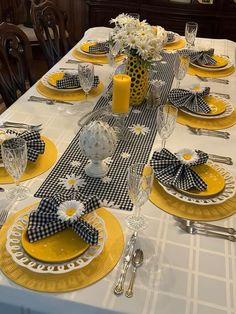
[85,0,236,41]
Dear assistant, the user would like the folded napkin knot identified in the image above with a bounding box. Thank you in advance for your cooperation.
[168,87,211,113]
[27,192,100,245]
[89,41,109,54]
[56,73,100,89]
[180,48,216,66]
[150,148,208,191]
[0,130,45,162]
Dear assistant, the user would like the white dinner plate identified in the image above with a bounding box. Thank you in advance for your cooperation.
[190,56,232,72]
[159,161,236,205]
[179,94,234,119]
[6,207,107,274]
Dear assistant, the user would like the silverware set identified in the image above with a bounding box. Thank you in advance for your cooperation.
[0,121,42,132]
[28,95,74,106]
[177,218,236,242]
[66,59,103,66]
[113,232,144,297]
[196,75,229,85]
[187,125,230,139]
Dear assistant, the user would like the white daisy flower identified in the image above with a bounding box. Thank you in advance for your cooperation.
[176,149,199,165]
[99,199,121,209]
[57,200,85,223]
[101,176,112,184]
[121,152,131,159]
[59,173,86,190]
[70,160,82,168]
[129,124,150,136]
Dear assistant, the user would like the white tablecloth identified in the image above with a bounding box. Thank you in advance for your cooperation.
[0,27,236,314]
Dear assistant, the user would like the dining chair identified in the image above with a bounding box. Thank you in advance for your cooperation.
[0,22,35,108]
[30,0,70,68]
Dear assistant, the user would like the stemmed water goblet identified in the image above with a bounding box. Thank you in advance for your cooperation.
[173,53,190,88]
[78,62,95,105]
[185,21,198,49]
[156,104,178,149]
[1,137,30,200]
[126,163,154,231]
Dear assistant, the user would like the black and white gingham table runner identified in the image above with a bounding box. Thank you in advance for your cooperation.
[35,53,176,211]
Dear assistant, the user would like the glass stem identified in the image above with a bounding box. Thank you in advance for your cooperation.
[85,92,88,101]
[134,205,141,219]
[15,178,20,187]
[161,139,166,149]
[176,80,181,89]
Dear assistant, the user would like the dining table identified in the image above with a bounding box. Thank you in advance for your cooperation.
[0,26,236,314]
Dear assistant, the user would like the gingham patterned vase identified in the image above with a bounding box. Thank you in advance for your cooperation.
[126,55,148,106]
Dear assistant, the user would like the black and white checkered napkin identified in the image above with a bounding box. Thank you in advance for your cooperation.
[0,130,45,162]
[180,48,216,66]
[56,74,100,89]
[150,149,208,191]
[27,192,100,245]
[168,87,211,113]
[88,42,109,54]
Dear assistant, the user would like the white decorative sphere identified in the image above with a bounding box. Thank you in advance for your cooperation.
[79,120,118,177]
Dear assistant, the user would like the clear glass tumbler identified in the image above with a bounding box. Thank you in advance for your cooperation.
[185,21,198,48]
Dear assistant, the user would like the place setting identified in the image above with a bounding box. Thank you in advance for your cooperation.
[163,30,186,51]
[0,190,124,292]
[149,147,236,222]
[184,47,235,78]
[35,63,104,105]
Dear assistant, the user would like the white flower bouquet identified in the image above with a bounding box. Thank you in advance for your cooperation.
[110,13,167,64]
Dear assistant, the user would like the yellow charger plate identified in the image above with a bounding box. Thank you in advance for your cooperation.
[200,55,228,69]
[177,163,225,198]
[80,42,107,55]
[48,72,65,87]
[22,228,89,263]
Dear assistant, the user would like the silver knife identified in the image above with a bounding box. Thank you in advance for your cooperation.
[113,232,137,295]
[66,59,103,66]
[28,96,74,106]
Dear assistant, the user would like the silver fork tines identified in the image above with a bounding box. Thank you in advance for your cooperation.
[0,208,9,228]
[196,75,229,84]
[2,121,42,132]
[187,126,230,139]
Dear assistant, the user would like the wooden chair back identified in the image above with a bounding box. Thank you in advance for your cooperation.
[0,22,35,107]
[30,0,69,68]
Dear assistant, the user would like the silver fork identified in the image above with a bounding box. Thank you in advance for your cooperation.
[196,75,229,85]
[187,125,230,139]
[2,121,42,132]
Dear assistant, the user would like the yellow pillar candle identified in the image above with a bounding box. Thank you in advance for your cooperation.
[112,74,131,114]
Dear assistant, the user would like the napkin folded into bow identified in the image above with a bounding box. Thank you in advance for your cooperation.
[168,87,211,113]
[88,41,109,54]
[0,130,45,162]
[56,73,100,89]
[150,148,208,191]
[27,192,100,245]
[180,48,216,66]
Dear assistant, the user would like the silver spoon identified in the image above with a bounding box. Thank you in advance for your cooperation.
[125,249,144,298]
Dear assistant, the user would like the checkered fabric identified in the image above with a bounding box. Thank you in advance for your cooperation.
[56,74,100,89]
[167,32,175,43]
[35,53,176,211]
[180,48,216,66]
[88,42,109,54]
[27,192,100,245]
[168,87,211,113]
[150,149,208,191]
[0,130,45,162]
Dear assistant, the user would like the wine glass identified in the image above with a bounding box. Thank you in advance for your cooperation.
[78,62,94,105]
[173,53,190,88]
[126,163,154,231]
[1,137,30,200]
[156,104,178,149]
[185,21,198,49]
